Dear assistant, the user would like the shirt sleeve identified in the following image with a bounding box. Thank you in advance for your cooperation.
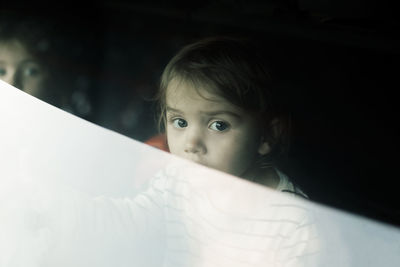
[41,173,168,267]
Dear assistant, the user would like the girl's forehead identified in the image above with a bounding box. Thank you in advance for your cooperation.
[166,79,246,115]
[0,40,33,62]
[166,78,221,102]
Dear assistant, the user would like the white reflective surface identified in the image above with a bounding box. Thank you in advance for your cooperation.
[1,80,399,267]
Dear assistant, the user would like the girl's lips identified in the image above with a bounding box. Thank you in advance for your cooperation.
[184,155,206,166]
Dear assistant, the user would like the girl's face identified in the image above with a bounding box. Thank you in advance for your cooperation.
[0,39,48,97]
[165,78,270,178]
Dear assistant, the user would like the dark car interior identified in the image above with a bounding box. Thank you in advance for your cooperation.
[2,0,399,227]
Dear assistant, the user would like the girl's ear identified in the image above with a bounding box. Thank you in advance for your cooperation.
[257,118,282,156]
[269,118,283,141]
[257,141,271,155]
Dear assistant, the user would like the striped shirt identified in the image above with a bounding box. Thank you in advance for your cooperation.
[98,162,321,267]
[3,161,320,267]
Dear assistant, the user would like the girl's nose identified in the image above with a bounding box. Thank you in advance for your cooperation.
[184,129,206,154]
[3,71,22,90]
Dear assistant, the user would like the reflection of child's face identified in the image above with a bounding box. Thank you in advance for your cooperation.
[0,39,47,97]
[166,78,268,178]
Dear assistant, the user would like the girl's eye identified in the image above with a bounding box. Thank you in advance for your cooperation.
[172,118,188,129]
[22,66,40,77]
[209,121,230,132]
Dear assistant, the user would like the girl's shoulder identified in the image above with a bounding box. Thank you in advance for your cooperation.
[275,169,309,199]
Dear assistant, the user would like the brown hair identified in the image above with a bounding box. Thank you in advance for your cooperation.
[0,14,53,60]
[156,36,291,159]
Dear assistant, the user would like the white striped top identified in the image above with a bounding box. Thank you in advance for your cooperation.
[94,162,321,267]
[2,161,320,267]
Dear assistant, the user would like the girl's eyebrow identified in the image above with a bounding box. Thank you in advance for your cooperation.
[0,59,38,65]
[19,59,40,65]
[167,106,241,118]
[166,106,183,114]
[200,110,241,118]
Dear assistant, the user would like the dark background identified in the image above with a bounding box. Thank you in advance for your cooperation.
[2,1,399,226]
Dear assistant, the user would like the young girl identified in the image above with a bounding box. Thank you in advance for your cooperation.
[156,36,307,198]
[0,17,51,101]
[1,37,320,266]
[0,14,93,119]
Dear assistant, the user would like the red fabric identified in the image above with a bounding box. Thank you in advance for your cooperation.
[145,134,169,152]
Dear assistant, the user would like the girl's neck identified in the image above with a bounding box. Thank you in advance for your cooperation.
[243,165,280,189]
